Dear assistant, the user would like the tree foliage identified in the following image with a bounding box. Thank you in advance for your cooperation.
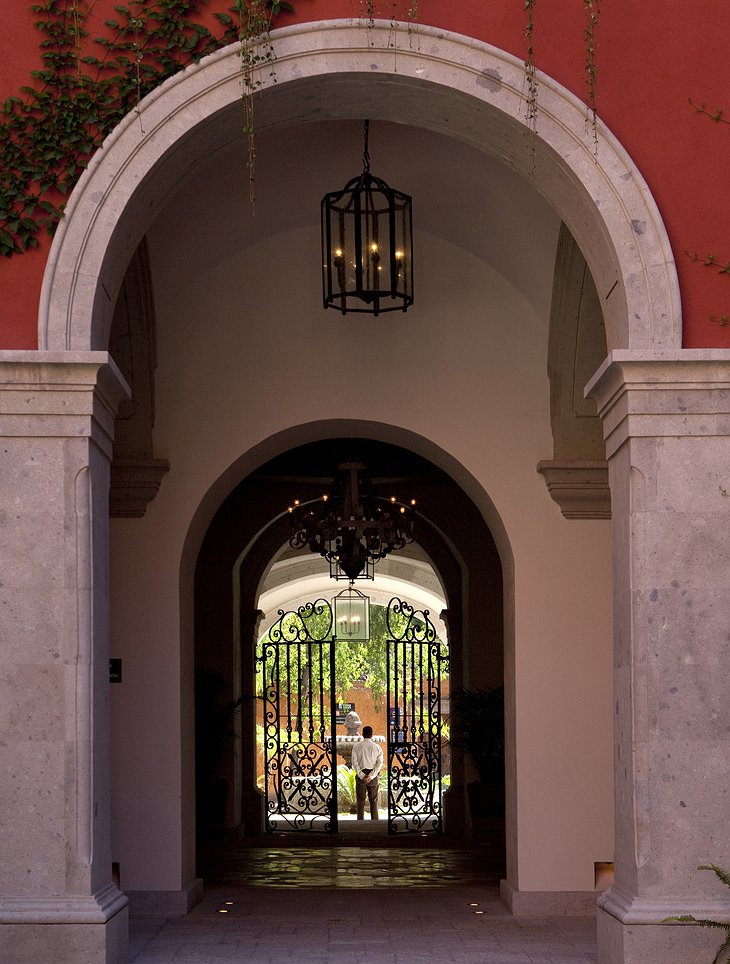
[258,600,448,711]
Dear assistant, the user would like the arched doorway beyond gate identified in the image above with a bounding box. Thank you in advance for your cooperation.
[193,438,504,863]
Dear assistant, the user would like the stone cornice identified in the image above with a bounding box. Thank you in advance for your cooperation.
[109,458,170,517]
[536,459,611,519]
[586,350,730,458]
[0,351,130,456]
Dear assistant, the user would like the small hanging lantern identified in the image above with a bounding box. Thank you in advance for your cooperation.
[333,585,370,641]
[321,121,413,316]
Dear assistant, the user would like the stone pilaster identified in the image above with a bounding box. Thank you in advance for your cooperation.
[587,351,730,963]
[0,352,130,963]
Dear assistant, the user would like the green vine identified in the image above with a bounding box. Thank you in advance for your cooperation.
[0,0,296,257]
[583,0,599,153]
[686,98,730,329]
[523,0,538,131]
[665,865,730,964]
[688,98,730,127]
[686,252,730,277]
[233,0,294,203]
[356,1,419,50]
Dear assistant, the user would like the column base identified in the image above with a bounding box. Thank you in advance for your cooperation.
[500,879,598,916]
[597,904,719,964]
[0,889,128,964]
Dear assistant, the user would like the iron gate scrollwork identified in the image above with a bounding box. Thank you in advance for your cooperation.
[259,599,338,833]
[386,597,447,834]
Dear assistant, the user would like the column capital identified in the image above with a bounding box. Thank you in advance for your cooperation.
[0,350,130,458]
[586,350,730,457]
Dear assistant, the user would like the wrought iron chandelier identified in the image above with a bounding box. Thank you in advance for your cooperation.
[321,120,414,316]
[287,461,416,581]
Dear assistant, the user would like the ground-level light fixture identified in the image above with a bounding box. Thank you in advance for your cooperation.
[321,120,413,316]
[333,585,370,641]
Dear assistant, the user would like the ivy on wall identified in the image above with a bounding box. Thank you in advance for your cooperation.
[523,0,538,130]
[583,0,599,150]
[0,0,291,257]
[0,0,428,255]
[3,0,615,261]
[686,98,730,327]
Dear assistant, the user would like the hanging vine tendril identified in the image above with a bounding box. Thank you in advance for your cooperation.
[0,0,300,257]
[583,0,600,155]
[523,0,538,133]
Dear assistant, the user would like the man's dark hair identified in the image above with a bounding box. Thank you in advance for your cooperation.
[362,725,373,738]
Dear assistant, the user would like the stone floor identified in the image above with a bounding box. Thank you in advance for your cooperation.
[129,848,598,963]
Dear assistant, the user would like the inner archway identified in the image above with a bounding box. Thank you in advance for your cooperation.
[193,438,504,860]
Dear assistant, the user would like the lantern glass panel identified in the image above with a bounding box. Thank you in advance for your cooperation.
[322,172,413,315]
[333,589,370,641]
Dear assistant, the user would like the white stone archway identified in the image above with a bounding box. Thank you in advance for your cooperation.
[6,19,728,964]
[39,20,680,354]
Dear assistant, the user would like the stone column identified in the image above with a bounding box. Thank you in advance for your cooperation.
[0,352,130,963]
[587,351,730,964]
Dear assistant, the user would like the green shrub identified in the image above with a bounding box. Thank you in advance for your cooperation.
[336,765,357,812]
[665,865,730,964]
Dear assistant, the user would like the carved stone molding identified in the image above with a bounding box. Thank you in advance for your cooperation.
[536,460,611,519]
[109,458,170,518]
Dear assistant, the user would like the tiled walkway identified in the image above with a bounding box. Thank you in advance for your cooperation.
[129,848,598,963]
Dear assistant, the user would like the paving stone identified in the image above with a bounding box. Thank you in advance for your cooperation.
[130,848,597,963]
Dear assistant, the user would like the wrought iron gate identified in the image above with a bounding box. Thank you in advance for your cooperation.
[386,598,447,834]
[259,599,338,833]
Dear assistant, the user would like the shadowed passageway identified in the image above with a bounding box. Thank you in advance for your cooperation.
[130,848,598,962]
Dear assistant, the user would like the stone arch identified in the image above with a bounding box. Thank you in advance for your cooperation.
[194,475,479,843]
[39,20,680,353]
[180,418,511,860]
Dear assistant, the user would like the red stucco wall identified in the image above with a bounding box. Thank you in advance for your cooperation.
[1,0,729,348]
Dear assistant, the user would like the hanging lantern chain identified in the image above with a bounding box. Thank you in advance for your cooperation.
[362,119,371,173]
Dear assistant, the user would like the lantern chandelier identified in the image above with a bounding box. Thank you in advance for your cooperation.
[287,461,416,581]
[333,584,370,640]
[321,120,414,316]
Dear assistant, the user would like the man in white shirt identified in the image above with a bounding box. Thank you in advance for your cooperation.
[350,725,383,820]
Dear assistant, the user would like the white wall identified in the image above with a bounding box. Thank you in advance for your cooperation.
[110,121,613,897]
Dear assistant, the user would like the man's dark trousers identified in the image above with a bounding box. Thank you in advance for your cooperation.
[356,768,379,820]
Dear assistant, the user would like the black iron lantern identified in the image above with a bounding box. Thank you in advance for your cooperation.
[321,121,413,316]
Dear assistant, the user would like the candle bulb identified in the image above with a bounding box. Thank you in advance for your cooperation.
[333,248,347,291]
